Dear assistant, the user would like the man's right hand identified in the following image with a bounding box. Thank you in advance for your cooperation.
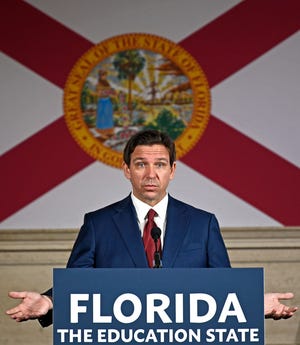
[6,291,53,322]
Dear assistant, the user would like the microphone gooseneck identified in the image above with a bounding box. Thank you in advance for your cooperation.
[151,227,162,268]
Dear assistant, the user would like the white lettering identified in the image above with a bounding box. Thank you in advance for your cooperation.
[147,293,172,323]
[93,294,112,323]
[175,294,184,323]
[206,328,260,342]
[56,329,69,343]
[69,292,247,325]
[114,293,142,323]
[70,294,89,323]
[250,328,259,342]
[56,329,93,343]
[218,293,246,323]
[190,293,217,323]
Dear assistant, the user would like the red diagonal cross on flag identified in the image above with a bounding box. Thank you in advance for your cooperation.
[1,0,300,225]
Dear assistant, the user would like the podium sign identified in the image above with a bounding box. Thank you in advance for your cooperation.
[53,268,264,345]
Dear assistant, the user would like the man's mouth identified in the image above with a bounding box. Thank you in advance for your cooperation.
[143,184,158,189]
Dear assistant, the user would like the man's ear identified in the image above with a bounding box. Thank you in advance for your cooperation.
[122,161,131,180]
[170,161,176,180]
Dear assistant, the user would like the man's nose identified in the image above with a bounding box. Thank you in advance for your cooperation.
[146,164,156,178]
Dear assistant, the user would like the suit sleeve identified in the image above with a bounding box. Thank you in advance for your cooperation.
[66,213,96,268]
[207,214,231,268]
[38,214,96,327]
[38,288,53,327]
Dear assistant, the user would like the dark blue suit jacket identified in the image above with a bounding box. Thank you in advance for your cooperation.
[39,194,230,327]
[67,194,231,269]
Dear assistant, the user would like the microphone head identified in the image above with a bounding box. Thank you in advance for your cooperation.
[151,227,161,241]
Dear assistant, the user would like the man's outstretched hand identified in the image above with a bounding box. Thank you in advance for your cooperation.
[264,292,298,320]
[6,291,53,322]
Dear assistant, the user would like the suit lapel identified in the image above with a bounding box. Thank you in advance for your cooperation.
[112,196,148,267]
[162,196,190,267]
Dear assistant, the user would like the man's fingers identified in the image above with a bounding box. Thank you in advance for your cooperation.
[6,291,28,315]
[7,307,33,321]
[6,306,21,315]
[12,312,29,322]
[276,292,294,300]
[8,291,28,299]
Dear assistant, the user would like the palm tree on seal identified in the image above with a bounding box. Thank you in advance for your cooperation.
[113,50,145,120]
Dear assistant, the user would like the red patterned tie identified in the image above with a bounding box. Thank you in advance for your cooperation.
[143,209,161,267]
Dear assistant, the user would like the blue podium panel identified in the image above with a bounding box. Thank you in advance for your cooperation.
[53,268,264,345]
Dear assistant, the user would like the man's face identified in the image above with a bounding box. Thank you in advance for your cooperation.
[123,144,176,206]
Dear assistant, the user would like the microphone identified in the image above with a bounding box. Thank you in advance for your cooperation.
[151,226,161,241]
[151,227,162,268]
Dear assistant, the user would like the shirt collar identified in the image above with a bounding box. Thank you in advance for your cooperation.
[131,193,169,225]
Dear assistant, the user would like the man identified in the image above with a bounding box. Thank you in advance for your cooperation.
[6,129,297,324]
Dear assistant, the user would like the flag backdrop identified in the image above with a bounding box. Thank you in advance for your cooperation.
[1,0,299,229]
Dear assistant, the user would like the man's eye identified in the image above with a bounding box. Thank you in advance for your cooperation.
[137,162,145,168]
[156,162,166,168]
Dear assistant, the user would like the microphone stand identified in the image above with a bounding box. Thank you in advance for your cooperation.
[151,227,162,268]
[153,238,162,268]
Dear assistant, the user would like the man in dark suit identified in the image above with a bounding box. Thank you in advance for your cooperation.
[67,128,230,269]
[6,129,297,324]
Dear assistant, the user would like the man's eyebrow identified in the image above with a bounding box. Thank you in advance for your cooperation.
[132,157,146,162]
[132,157,169,162]
[155,158,169,162]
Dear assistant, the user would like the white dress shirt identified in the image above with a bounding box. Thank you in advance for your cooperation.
[131,193,168,248]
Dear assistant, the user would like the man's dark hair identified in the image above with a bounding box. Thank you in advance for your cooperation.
[123,129,176,166]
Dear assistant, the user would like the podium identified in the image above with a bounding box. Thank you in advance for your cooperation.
[53,268,264,344]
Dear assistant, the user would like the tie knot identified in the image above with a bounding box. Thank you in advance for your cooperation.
[147,209,157,221]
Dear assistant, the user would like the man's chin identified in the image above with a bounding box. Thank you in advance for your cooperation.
[141,192,160,204]
[143,191,156,199]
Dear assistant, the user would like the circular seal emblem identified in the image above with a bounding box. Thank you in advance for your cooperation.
[64,33,210,168]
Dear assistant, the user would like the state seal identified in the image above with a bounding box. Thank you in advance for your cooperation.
[64,33,210,168]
